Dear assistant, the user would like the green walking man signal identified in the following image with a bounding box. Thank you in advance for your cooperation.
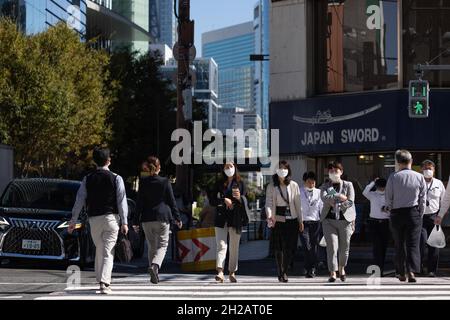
[408,80,430,118]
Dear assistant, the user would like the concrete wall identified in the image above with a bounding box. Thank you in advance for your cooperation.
[269,0,308,102]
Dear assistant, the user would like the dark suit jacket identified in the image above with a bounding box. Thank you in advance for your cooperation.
[135,175,181,224]
[209,179,248,231]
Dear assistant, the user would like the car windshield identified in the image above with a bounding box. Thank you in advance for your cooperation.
[0,180,80,211]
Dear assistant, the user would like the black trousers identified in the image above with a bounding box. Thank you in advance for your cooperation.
[299,221,320,272]
[271,219,299,276]
[390,207,422,274]
[368,218,390,274]
[420,213,440,273]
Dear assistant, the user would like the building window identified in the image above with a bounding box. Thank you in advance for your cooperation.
[403,0,450,88]
[314,0,399,94]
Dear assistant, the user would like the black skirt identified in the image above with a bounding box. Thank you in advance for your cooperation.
[270,219,299,252]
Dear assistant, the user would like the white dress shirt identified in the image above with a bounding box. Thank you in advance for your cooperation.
[362,181,389,220]
[439,177,450,218]
[300,187,323,222]
[424,178,445,215]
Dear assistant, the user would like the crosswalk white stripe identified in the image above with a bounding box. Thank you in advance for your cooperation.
[33,274,450,300]
[56,291,450,296]
[64,285,450,291]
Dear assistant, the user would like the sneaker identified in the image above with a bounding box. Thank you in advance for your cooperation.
[99,283,112,295]
[149,264,159,284]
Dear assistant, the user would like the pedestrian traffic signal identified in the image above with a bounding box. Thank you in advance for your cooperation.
[409,80,430,118]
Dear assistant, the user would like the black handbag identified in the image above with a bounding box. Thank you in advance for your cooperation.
[115,232,133,263]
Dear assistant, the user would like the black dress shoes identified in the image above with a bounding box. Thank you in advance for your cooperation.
[398,274,407,282]
[149,264,159,284]
[328,276,337,283]
[408,273,417,283]
[340,274,346,282]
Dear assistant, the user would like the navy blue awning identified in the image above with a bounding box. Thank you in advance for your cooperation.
[270,90,450,156]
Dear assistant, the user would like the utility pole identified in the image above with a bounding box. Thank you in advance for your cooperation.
[175,0,194,206]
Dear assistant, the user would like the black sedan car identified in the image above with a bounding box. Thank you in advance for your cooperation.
[0,178,144,268]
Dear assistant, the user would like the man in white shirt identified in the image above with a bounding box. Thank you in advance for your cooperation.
[363,178,390,276]
[299,172,323,278]
[435,178,450,229]
[420,160,445,277]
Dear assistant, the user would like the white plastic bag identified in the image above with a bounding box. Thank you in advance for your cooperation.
[427,225,446,248]
[319,236,327,247]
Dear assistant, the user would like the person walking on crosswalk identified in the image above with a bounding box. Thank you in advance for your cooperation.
[363,177,390,276]
[266,160,304,283]
[386,150,426,283]
[133,156,182,284]
[69,147,129,295]
[210,161,249,283]
[419,160,445,277]
[299,171,323,278]
[320,161,356,283]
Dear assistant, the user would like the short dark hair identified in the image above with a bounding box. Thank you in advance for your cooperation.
[93,147,110,167]
[303,171,316,182]
[395,149,412,165]
[328,161,344,172]
[421,159,436,168]
[375,178,387,189]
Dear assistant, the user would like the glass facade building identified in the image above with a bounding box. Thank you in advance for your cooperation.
[0,0,87,36]
[87,0,152,53]
[314,0,398,94]
[111,0,149,53]
[254,0,270,130]
[153,0,176,48]
[270,0,450,232]
[202,22,255,111]
[159,57,219,129]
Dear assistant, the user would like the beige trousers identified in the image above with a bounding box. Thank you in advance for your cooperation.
[215,226,241,273]
[142,221,170,268]
[89,214,120,285]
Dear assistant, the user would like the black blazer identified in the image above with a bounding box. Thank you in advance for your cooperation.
[209,179,248,232]
[135,175,181,224]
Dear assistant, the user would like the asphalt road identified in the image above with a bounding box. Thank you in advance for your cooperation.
[0,259,143,300]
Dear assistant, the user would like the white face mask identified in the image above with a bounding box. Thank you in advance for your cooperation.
[329,173,341,183]
[276,169,289,178]
[423,169,434,179]
[224,167,235,177]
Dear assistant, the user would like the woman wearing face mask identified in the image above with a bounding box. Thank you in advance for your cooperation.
[420,160,445,277]
[363,177,390,276]
[320,161,356,282]
[211,162,249,283]
[265,161,304,282]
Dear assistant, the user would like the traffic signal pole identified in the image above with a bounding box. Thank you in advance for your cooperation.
[408,64,450,118]
[175,0,194,206]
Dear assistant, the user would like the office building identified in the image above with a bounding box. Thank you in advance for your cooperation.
[202,22,255,111]
[0,0,87,36]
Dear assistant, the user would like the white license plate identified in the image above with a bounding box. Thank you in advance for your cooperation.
[22,239,41,250]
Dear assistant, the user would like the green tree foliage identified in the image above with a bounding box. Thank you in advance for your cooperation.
[0,19,112,177]
[107,49,177,178]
